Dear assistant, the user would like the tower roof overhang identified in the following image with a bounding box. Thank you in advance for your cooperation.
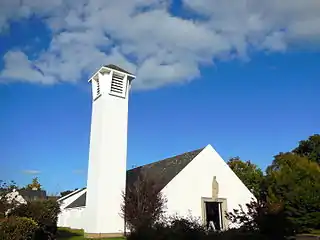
[88,64,136,83]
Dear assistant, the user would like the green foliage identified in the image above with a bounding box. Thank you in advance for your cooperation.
[8,199,61,238]
[227,199,291,239]
[227,135,320,238]
[292,134,320,165]
[0,180,19,218]
[227,157,264,198]
[121,172,167,232]
[0,217,38,240]
[266,152,320,233]
[128,215,268,240]
[26,178,41,190]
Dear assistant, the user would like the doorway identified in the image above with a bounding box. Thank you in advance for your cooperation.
[204,201,223,231]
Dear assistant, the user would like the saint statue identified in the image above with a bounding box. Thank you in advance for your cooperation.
[212,176,219,199]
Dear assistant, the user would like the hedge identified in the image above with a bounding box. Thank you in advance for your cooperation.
[7,199,60,239]
[0,216,38,240]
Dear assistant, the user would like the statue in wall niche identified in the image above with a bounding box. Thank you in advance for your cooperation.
[212,176,219,199]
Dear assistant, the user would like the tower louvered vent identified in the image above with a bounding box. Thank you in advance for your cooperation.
[96,78,101,96]
[110,72,126,97]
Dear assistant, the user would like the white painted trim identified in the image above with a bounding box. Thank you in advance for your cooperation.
[58,188,84,202]
[88,66,136,83]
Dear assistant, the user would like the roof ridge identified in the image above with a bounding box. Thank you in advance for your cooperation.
[129,147,204,171]
[104,64,133,75]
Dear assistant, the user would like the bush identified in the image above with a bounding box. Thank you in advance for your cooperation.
[8,199,60,239]
[128,215,207,240]
[127,215,268,240]
[121,172,167,232]
[0,217,38,240]
[210,230,269,240]
[0,181,20,219]
[226,200,290,240]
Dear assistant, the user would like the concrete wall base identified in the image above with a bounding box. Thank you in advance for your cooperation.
[84,232,124,239]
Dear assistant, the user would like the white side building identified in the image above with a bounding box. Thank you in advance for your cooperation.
[57,64,255,238]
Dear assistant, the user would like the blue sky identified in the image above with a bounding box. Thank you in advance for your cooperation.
[0,0,319,194]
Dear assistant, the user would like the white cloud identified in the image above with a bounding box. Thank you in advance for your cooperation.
[22,169,41,175]
[0,0,320,89]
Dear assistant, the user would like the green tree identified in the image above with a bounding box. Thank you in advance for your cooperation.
[292,134,320,165]
[0,180,18,218]
[227,157,264,198]
[120,172,167,232]
[26,177,41,190]
[266,152,320,233]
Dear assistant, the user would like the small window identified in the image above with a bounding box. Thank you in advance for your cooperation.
[109,71,127,98]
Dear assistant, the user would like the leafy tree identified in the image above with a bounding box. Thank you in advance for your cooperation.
[292,134,320,165]
[227,157,264,198]
[120,172,167,232]
[227,199,290,239]
[26,177,41,190]
[0,180,19,218]
[266,152,320,233]
[0,217,39,240]
[8,199,61,239]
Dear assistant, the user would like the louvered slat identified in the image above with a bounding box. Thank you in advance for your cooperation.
[96,79,101,96]
[110,72,125,96]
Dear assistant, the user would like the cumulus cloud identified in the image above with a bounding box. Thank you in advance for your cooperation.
[0,0,320,89]
[22,169,41,175]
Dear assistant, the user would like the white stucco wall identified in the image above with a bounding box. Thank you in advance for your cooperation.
[58,145,255,231]
[57,189,86,228]
[84,68,133,234]
[161,144,255,228]
[58,207,85,229]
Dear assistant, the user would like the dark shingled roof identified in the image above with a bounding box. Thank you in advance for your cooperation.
[104,64,133,75]
[19,189,47,201]
[65,148,203,209]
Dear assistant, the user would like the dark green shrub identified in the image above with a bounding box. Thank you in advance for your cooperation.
[128,215,206,240]
[0,181,19,219]
[0,217,38,240]
[227,200,290,240]
[8,199,60,239]
[209,229,269,240]
[127,215,270,240]
[121,172,167,232]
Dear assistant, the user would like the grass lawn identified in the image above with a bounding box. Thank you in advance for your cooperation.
[56,228,125,240]
[310,229,320,236]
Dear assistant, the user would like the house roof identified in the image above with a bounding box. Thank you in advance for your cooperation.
[58,188,85,202]
[104,64,133,75]
[65,148,203,209]
[19,189,47,200]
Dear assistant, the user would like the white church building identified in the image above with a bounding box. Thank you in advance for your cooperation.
[57,64,255,238]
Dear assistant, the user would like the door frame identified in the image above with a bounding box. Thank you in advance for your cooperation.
[201,197,228,231]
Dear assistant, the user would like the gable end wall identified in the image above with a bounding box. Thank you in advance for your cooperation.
[160,144,255,228]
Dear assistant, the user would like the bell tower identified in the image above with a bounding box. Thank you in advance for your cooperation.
[84,64,135,238]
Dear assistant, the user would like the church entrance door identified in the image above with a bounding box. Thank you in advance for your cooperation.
[204,201,222,231]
